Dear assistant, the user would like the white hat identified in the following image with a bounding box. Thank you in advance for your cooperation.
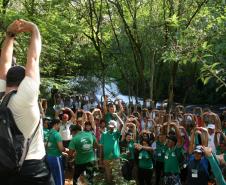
[109,120,117,128]
[207,124,215,130]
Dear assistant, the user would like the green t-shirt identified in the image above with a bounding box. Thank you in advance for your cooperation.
[46,129,63,157]
[164,146,183,174]
[69,131,96,164]
[223,128,226,135]
[138,150,153,169]
[127,141,135,160]
[100,130,121,160]
[104,112,117,126]
[216,146,221,155]
[121,141,135,160]
[155,141,167,162]
[43,128,50,143]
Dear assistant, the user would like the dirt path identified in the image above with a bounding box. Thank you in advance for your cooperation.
[64,169,136,185]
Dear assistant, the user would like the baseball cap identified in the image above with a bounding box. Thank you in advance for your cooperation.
[194,145,203,153]
[207,124,215,130]
[109,120,117,128]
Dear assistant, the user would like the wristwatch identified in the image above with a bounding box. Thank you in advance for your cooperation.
[6,31,16,38]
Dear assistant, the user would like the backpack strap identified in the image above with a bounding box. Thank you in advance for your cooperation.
[18,119,41,168]
[0,90,17,107]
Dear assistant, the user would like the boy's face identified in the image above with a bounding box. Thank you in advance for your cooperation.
[208,128,215,135]
[43,121,48,129]
[109,105,115,113]
[166,139,175,148]
[194,152,202,160]
[126,135,132,142]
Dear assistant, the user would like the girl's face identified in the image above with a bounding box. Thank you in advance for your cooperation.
[85,124,92,131]
[159,134,166,143]
[223,121,226,128]
[194,152,202,160]
[126,135,132,142]
[94,119,100,125]
[55,123,61,131]
[100,121,106,128]
[43,121,49,129]
[166,139,175,148]
[142,133,148,140]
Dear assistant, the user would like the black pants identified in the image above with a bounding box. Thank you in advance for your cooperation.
[155,161,164,185]
[62,140,72,170]
[2,157,55,185]
[73,162,94,185]
[138,168,153,185]
[121,159,134,180]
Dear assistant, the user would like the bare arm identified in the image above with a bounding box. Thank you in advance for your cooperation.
[142,145,154,152]
[68,149,75,158]
[87,111,96,131]
[171,123,183,147]
[189,129,195,154]
[65,107,76,123]
[57,141,65,153]
[200,127,209,146]
[22,21,41,82]
[0,21,20,80]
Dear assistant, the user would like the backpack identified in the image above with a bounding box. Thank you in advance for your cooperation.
[0,91,40,175]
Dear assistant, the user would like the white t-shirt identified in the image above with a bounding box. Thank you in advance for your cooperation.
[59,121,72,141]
[208,134,216,154]
[0,77,45,160]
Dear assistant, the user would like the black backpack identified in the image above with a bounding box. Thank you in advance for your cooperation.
[0,91,40,175]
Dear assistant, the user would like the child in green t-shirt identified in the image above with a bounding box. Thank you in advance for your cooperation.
[136,138,154,185]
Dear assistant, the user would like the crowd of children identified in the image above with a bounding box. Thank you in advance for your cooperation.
[41,94,226,185]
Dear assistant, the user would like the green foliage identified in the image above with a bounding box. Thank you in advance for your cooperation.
[0,0,226,104]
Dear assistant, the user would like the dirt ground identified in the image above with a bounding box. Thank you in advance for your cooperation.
[64,168,137,185]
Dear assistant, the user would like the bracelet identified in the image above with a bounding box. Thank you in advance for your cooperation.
[6,31,16,38]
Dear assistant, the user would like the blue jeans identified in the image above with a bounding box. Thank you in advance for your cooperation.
[47,156,64,185]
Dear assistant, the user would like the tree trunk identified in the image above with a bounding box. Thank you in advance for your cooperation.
[168,61,179,111]
[150,50,156,100]
[102,73,105,97]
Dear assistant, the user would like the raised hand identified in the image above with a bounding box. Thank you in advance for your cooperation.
[203,146,212,157]
[7,19,36,33]
[7,20,22,34]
